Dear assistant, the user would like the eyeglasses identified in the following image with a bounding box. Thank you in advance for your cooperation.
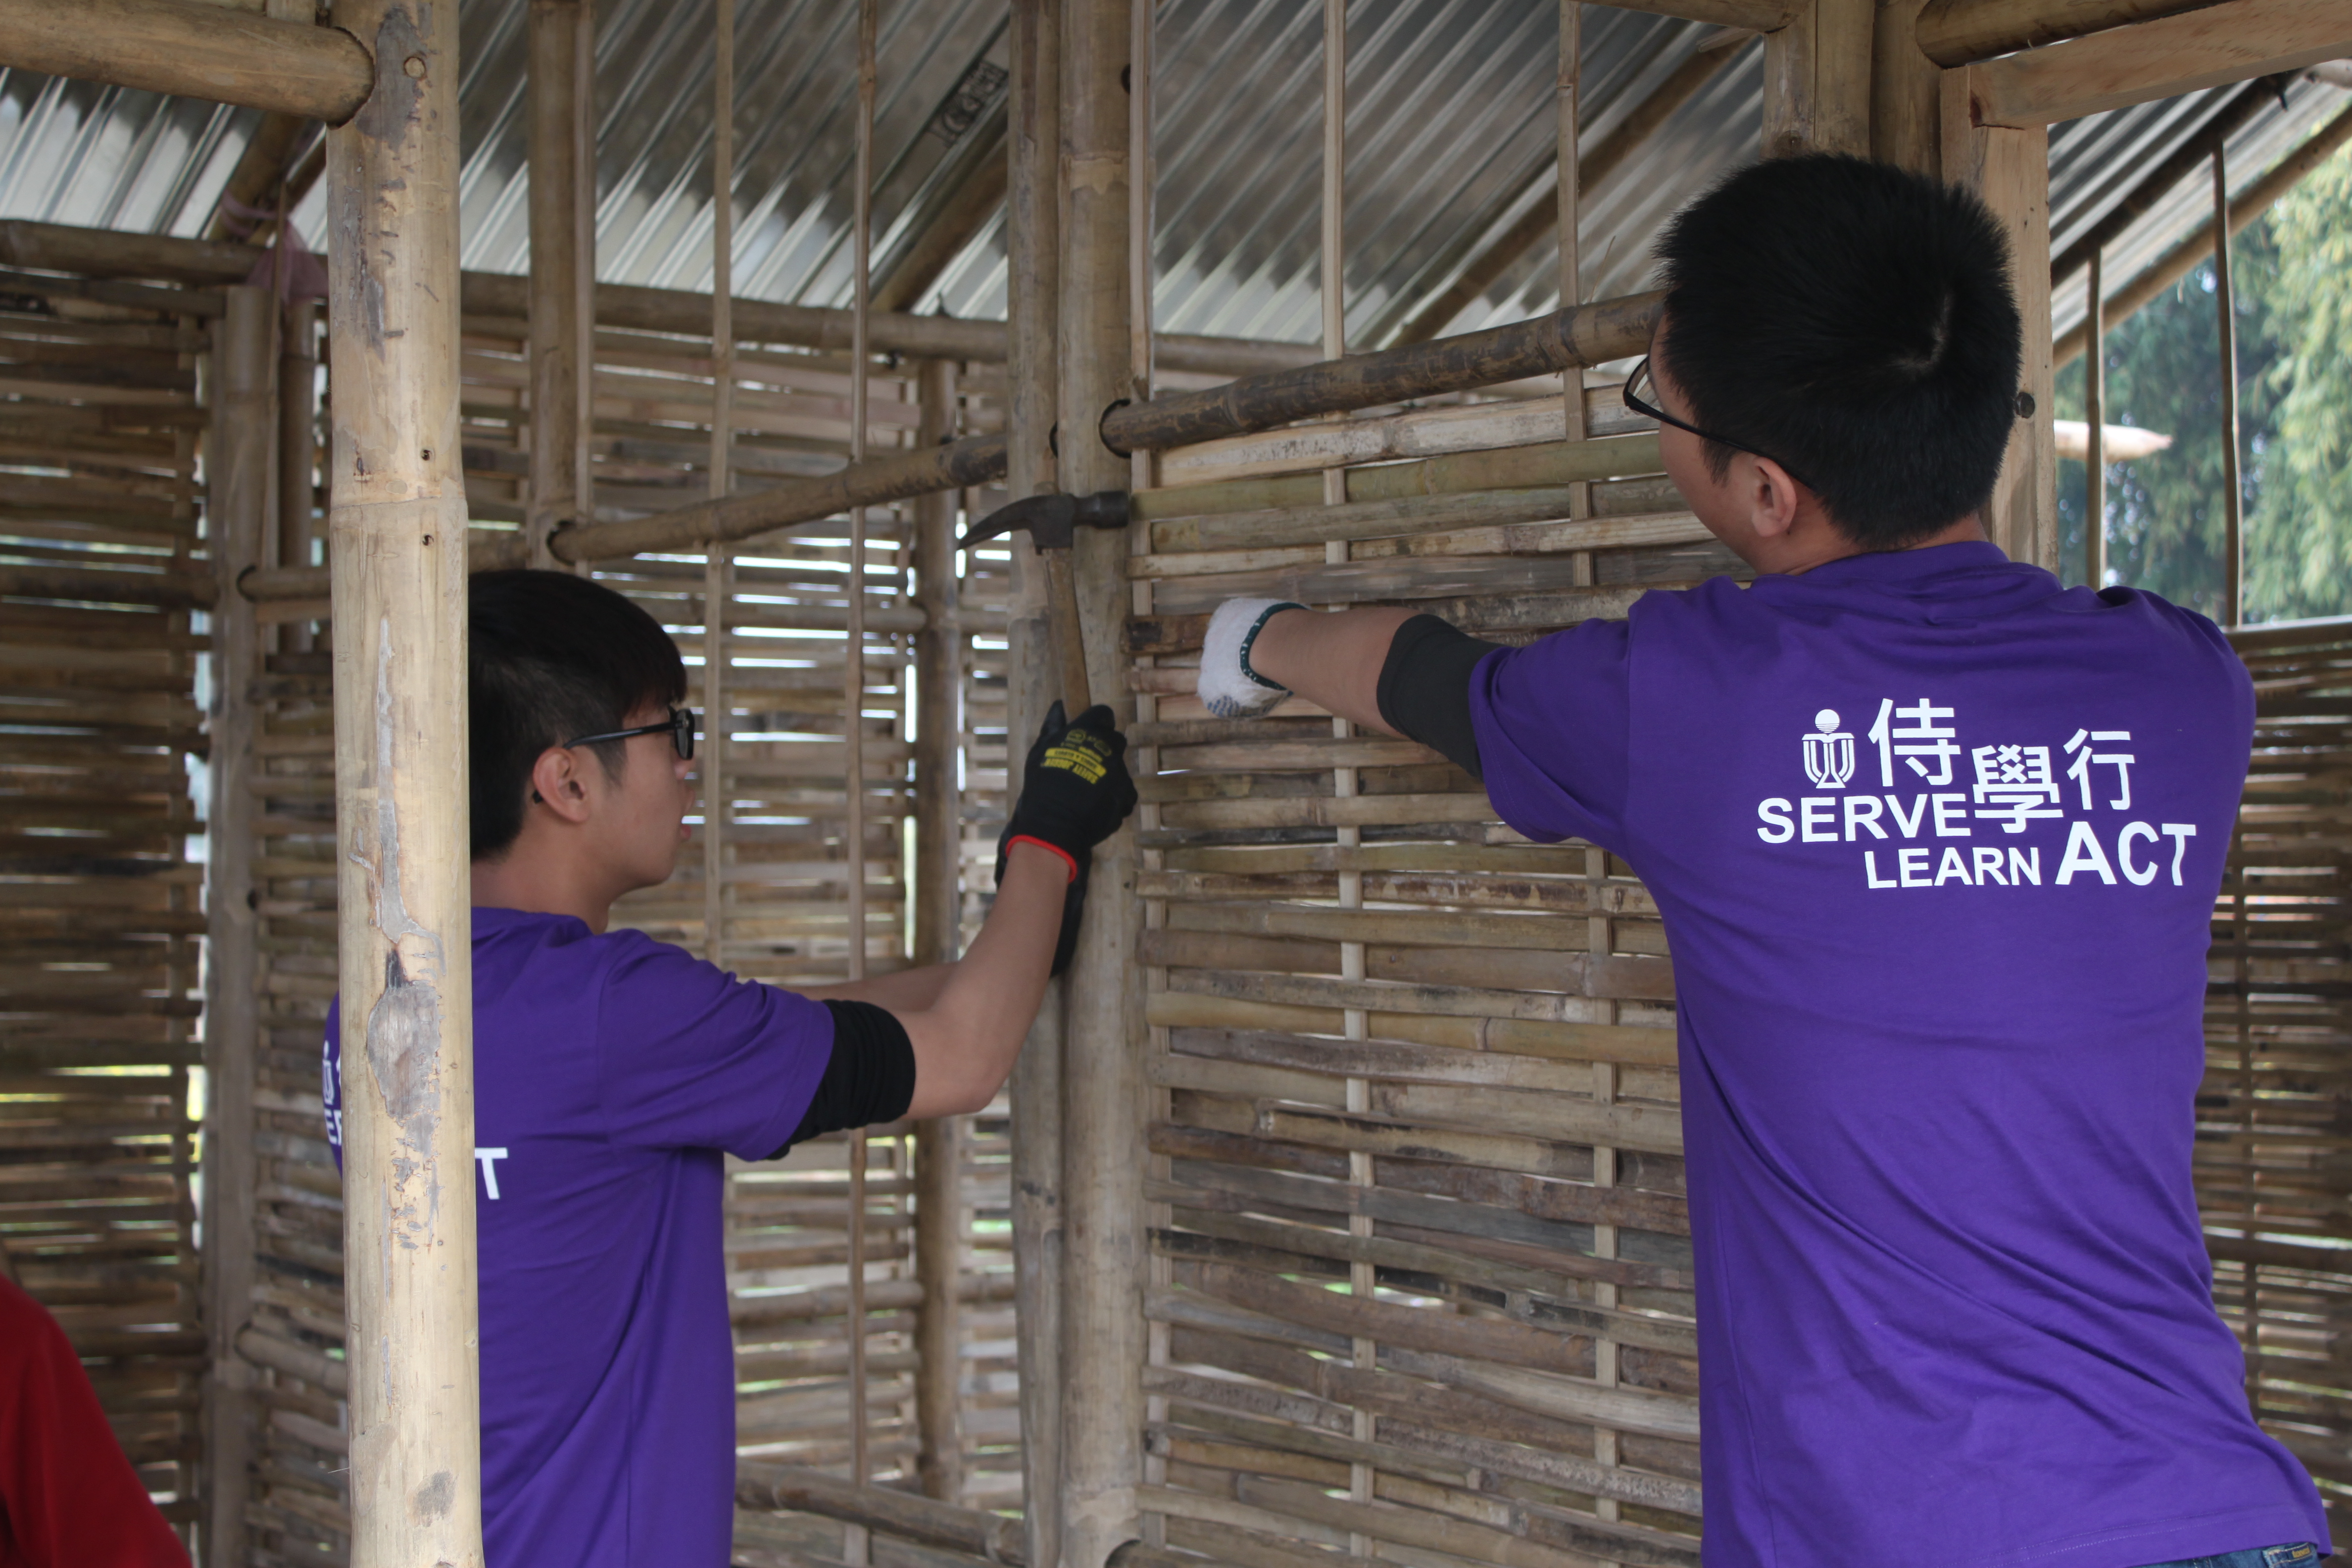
[1622,355,1816,494]
[564,706,698,761]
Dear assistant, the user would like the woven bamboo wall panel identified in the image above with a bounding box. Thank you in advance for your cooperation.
[2206,621,2352,1535]
[0,290,208,1539]
[1130,400,1720,1568]
[236,319,1021,1559]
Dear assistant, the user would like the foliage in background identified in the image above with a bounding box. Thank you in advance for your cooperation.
[2053,139,2351,624]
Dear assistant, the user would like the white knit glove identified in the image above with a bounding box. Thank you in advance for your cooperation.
[1197,598,1306,719]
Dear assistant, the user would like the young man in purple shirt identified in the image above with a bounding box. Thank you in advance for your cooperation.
[1198,156,2328,1568]
[325,568,1135,1567]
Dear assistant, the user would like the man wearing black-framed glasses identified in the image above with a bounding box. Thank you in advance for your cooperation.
[1193,153,2323,1568]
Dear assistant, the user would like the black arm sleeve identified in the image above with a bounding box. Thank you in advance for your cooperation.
[1376,614,1508,783]
[770,999,918,1157]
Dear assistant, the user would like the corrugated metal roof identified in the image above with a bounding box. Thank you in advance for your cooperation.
[0,1,2341,359]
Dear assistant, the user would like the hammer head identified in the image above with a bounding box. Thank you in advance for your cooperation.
[957,490,1129,553]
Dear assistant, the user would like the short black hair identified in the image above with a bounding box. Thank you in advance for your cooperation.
[469,569,687,860]
[1654,153,2023,549]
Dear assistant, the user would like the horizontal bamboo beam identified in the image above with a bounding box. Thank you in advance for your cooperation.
[550,431,1008,563]
[1963,0,2352,124]
[1100,292,1662,454]
[1917,0,2228,66]
[0,562,217,608]
[2054,99,2352,368]
[0,0,374,123]
[736,1462,1028,1563]
[0,219,1313,378]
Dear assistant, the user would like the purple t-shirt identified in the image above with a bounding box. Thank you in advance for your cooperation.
[1470,543,2327,1567]
[325,907,833,1568]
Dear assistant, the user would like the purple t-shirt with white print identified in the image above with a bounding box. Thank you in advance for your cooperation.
[325,907,833,1568]
[1470,542,2327,1568]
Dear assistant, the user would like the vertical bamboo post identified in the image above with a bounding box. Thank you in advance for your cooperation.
[1870,0,1941,174]
[2212,147,2241,627]
[912,357,967,1503]
[200,284,274,1568]
[704,0,734,965]
[527,0,594,568]
[278,297,320,655]
[2084,248,2104,589]
[1057,1,1142,1563]
[1942,78,2056,570]
[1129,0,1170,1546]
[325,0,484,1562]
[845,0,878,1531]
[1005,1,1065,1556]
[1764,0,1873,158]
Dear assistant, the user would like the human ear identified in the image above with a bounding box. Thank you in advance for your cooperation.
[528,746,595,826]
[1744,457,1804,543]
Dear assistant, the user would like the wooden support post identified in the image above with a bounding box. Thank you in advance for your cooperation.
[1056,1,1143,1564]
[703,0,734,966]
[527,0,594,567]
[324,1,485,1563]
[2212,147,2241,626]
[1870,0,1942,173]
[2084,248,2104,589]
[1942,79,2056,571]
[1005,1,1065,1560]
[846,3,877,1546]
[912,357,966,1504]
[1764,0,1875,157]
[200,284,273,1568]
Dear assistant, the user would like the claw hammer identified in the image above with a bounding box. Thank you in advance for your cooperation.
[957,490,1130,710]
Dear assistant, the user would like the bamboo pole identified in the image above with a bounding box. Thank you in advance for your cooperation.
[0,215,1314,377]
[0,0,376,122]
[1057,2,1144,1565]
[2084,248,2104,588]
[1916,0,2228,65]
[277,297,319,651]
[846,0,877,1538]
[704,0,734,966]
[324,0,484,1562]
[527,0,595,568]
[1005,2,1066,1560]
[911,357,966,1503]
[2054,101,2352,370]
[199,284,273,1568]
[1099,291,1661,455]
[2213,146,2241,626]
[1942,72,2057,570]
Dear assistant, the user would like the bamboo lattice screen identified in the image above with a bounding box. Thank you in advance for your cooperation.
[0,284,208,1541]
[1127,390,1720,1568]
[2206,620,2352,1538]
[230,310,1023,1562]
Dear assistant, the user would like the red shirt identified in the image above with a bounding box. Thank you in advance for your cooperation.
[0,1276,188,1568]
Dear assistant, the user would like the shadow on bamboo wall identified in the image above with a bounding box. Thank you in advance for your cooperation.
[0,282,210,1540]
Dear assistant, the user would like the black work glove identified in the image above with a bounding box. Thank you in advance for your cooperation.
[996,702,1140,975]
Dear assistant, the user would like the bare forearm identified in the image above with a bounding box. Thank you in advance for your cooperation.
[1246,606,1416,734]
[899,842,1062,1119]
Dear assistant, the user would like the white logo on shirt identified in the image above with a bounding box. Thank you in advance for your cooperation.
[1803,709,1856,789]
[476,1147,509,1200]
[1758,697,2204,890]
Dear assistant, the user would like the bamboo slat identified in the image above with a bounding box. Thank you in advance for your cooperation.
[0,291,205,1543]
